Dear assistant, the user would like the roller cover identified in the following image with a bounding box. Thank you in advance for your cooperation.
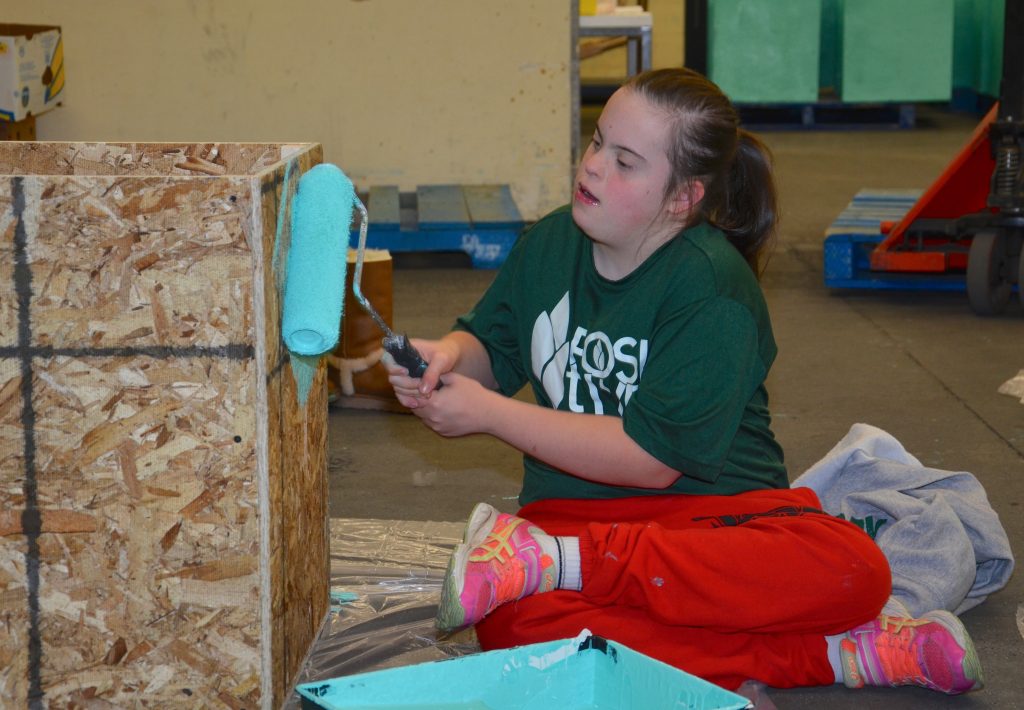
[282,163,353,355]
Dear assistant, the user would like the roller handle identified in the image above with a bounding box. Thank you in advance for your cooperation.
[383,333,443,390]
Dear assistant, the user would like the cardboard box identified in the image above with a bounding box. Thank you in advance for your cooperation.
[0,112,34,139]
[0,23,64,122]
[295,631,752,710]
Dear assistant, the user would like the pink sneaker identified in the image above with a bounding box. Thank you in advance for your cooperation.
[841,608,984,694]
[436,503,556,632]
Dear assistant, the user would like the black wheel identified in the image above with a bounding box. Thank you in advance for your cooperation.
[966,230,1012,315]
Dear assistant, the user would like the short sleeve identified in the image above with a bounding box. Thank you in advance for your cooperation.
[453,234,531,396]
[622,297,767,482]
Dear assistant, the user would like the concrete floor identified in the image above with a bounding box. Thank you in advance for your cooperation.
[326,106,1023,707]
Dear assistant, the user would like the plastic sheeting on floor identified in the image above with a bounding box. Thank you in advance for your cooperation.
[284,519,481,709]
[286,518,776,710]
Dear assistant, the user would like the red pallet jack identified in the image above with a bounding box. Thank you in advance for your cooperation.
[867,0,1023,315]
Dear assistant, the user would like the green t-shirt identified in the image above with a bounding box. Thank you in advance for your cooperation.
[455,206,787,505]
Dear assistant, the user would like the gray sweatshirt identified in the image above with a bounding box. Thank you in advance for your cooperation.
[793,423,1014,616]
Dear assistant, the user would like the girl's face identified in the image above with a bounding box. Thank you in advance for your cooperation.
[572,87,689,279]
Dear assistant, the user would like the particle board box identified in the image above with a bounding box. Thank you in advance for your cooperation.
[0,24,65,122]
[0,142,329,708]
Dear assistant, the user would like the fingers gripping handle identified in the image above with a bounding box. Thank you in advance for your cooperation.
[383,334,442,389]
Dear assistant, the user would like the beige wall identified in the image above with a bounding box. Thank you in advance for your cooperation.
[15,1,574,219]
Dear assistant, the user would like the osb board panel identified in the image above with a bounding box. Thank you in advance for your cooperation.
[261,160,292,708]
[21,174,254,349]
[0,251,13,348]
[0,167,262,707]
[280,356,329,689]
[254,147,331,708]
[0,141,307,178]
[0,141,330,709]
[0,536,29,703]
[6,356,261,707]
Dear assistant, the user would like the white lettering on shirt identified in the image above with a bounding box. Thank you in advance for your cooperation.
[532,292,648,415]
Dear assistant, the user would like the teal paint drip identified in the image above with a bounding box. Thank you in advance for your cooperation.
[330,591,358,605]
[271,160,312,406]
[290,353,320,408]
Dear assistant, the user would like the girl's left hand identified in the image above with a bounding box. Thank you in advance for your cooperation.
[394,371,495,438]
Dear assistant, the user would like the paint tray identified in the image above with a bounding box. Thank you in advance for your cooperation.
[295,630,752,710]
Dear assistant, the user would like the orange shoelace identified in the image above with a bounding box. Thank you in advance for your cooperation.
[874,615,931,685]
[469,516,526,565]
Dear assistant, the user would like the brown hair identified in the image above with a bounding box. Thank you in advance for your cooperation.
[624,68,778,275]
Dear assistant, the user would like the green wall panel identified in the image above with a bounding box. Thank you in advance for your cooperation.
[952,0,1003,96]
[710,0,999,105]
[819,0,842,94]
[708,0,822,103]
[973,0,1004,96]
[838,0,955,102]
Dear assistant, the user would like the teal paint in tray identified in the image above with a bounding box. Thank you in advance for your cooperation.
[295,630,751,710]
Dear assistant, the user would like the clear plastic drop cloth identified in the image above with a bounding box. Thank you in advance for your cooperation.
[285,518,775,710]
[284,518,482,708]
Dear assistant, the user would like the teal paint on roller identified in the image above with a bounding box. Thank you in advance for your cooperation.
[282,163,355,356]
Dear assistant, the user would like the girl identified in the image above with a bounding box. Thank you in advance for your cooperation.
[385,68,982,695]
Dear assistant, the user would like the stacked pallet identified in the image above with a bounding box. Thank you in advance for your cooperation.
[824,189,966,291]
[358,183,526,268]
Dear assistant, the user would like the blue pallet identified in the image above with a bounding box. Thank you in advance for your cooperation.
[823,189,966,292]
[823,188,922,237]
[352,184,526,268]
[824,233,966,291]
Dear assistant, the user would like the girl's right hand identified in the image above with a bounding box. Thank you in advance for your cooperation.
[383,337,458,400]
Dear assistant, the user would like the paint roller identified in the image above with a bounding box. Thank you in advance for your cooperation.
[283,163,432,378]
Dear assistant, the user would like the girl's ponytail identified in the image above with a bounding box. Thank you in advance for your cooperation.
[710,130,778,275]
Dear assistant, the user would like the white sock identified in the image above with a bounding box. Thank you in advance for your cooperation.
[532,533,582,591]
[555,536,582,591]
[825,633,845,683]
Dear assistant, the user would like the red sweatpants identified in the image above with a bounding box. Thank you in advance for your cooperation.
[474,487,890,690]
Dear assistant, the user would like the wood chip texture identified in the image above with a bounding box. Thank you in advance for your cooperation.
[0,142,329,709]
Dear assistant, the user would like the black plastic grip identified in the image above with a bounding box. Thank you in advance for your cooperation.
[382,333,441,388]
